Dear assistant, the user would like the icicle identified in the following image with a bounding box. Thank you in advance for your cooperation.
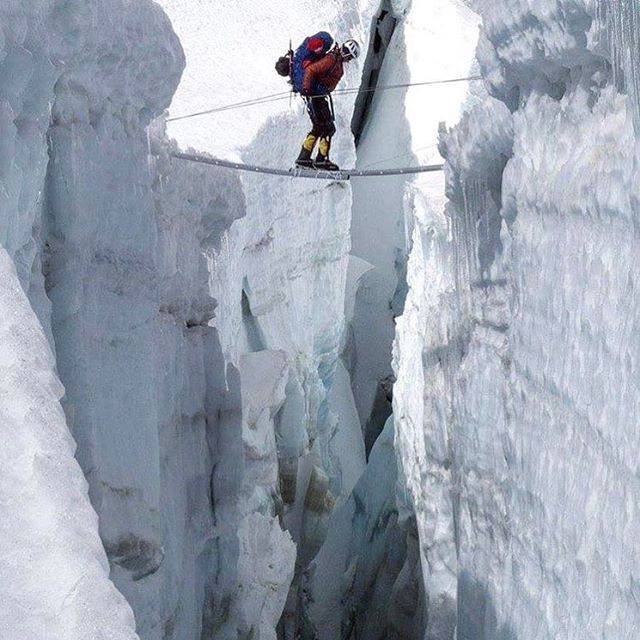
[451,178,485,327]
[597,0,640,132]
[146,126,153,175]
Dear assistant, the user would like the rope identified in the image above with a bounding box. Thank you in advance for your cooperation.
[166,75,482,123]
[166,90,294,123]
[171,151,444,180]
[360,143,438,169]
[335,75,482,95]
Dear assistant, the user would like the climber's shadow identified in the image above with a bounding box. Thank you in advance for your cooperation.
[457,572,518,640]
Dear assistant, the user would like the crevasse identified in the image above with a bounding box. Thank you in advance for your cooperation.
[1,0,474,637]
[1,0,380,638]
[3,0,639,639]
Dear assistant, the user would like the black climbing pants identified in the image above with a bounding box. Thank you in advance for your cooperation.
[305,96,336,139]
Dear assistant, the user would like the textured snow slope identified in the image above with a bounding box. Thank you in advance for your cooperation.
[394,0,640,637]
[0,250,137,640]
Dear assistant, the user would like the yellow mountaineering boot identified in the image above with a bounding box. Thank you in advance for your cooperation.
[296,134,317,168]
[314,136,339,171]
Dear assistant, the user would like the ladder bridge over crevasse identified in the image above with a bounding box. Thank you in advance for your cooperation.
[166,76,482,179]
[171,151,444,181]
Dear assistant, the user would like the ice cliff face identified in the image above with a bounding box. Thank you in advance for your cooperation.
[303,2,479,638]
[394,0,640,638]
[158,2,381,636]
[0,2,184,638]
[39,7,243,638]
[0,245,137,639]
[2,1,249,638]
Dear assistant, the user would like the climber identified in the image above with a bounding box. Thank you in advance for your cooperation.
[276,34,361,170]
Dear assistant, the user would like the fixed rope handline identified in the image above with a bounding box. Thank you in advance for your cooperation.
[166,90,294,122]
[166,75,482,123]
[171,151,444,180]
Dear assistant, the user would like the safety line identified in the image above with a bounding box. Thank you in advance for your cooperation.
[166,75,481,123]
[337,75,482,95]
[166,90,294,122]
[171,151,444,180]
[361,143,438,169]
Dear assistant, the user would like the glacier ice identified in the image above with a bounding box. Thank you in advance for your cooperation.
[0,1,185,637]
[0,244,138,640]
[1,0,379,637]
[158,1,385,634]
[349,0,481,456]
[4,0,639,638]
[305,1,481,637]
[303,418,425,640]
[392,0,640,638]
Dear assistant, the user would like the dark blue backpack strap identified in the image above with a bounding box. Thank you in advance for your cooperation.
[291,40,308,93]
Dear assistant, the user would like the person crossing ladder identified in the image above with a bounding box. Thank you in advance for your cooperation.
[276,32,361,170]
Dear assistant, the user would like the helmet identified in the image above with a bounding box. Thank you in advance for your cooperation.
[341,39,361,61]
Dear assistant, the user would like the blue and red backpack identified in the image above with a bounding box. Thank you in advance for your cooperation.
[290,32,334,94]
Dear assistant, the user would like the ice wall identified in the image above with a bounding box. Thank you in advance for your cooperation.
[0,1,262,638]
[348,0,480,458]
[348,0,411,455]
[38,5,239,636]
[302,2,480,638]
[203,70,365,640]
[394,0,640,637]
[0,246,138,640]
[0,2,187,637]
[302,417,426,640]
